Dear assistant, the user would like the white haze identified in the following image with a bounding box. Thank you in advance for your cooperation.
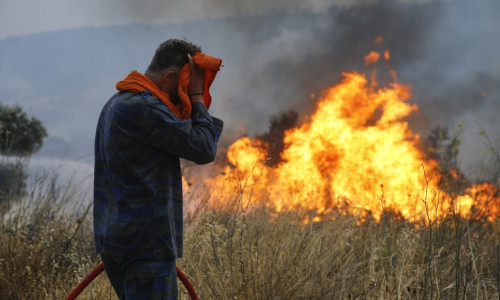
[0,155,93,212]
[1,0,442,40]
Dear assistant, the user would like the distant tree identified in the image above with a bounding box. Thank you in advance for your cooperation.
[0,102,47,205]
[0,103,47,155]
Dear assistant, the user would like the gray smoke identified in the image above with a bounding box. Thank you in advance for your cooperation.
[209,0,500,174]
[0,0,498,177]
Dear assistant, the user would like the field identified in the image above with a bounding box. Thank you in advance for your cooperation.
[1,162,499,300]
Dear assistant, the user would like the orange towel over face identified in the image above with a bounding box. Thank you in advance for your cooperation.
[178,52,222,111]
[116,52,222,120]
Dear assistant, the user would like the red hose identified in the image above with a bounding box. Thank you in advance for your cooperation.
[65,263,104,300]
[175,266,199,300]
[65,262,198,300]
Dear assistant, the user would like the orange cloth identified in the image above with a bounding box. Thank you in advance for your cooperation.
[116,52,222,120]
[116,71,187,118]
[178,52,222,111]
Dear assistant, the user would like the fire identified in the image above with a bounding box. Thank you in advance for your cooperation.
[203,58,499,224]
[269,72,424,217]
[384,49,391,60]
[373,36,384,46]
[458,183,500,222]
[364,51,380,66]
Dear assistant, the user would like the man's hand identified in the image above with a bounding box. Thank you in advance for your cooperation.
[187,54,204,104]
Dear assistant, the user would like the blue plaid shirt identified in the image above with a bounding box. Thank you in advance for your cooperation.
[93,91,223,260]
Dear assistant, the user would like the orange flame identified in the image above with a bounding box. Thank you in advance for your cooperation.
[373,36,384,46]
[204,65,499,224]
[384,49,391,60]
[364,51,380,66]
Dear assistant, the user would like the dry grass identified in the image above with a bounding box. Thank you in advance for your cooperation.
[1,164,499,299]
[0,168,103,299]
[179,208,499,299]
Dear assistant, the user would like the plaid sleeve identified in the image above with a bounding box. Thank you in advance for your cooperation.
[140,99,223,164]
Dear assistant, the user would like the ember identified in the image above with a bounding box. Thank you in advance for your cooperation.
[364,51,380,66]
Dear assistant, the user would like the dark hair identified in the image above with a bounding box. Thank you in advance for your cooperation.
[145,39,201,74]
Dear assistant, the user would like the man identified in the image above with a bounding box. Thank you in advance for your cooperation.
[93,39,223,299]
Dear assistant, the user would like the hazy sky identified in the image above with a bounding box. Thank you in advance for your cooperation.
[0,0,374,39]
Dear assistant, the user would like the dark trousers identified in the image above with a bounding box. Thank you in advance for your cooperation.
[101,254,178,300]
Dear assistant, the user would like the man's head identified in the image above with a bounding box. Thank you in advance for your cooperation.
[145,39,201,101]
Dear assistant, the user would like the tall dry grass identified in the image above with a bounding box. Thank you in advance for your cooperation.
[0,167,105,299]
[0,158,499,299]
[179,207,499,299]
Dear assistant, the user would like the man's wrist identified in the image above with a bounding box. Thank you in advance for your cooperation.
[189,95,204,103]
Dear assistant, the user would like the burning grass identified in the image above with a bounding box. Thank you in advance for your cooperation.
[204,70,500,225]
[179,153,500,299]
[0,163,499,299]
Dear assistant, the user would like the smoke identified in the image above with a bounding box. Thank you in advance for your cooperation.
[0,0,374,39]
[1,0,498,175]
[0,154,93,209]
[205,0,500,174]
[84,0,372,24]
